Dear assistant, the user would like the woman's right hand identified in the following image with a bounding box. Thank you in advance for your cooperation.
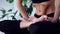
[37,15,48,22]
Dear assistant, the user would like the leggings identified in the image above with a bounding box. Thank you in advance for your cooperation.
[29,13,60,34]
[0,20,29,34]
[29,21,60,34]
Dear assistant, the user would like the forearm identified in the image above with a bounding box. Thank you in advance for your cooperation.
[20,21,32,29]
[16,0,29,20]
[54,0,60,19]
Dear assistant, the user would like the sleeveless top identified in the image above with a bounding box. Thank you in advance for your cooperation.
[32,0,49,3]
[34,13,54,18]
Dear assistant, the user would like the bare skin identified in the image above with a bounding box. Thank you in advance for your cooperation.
[33,0,54,15]
[16,0,60,28]
[16,0,51,20]
[30,0,60,23]
[16,0,47,28]
[16,0,29,21]
[47,0,60,23]
[20,16,46,29]
[29,0,54,23]
[31,0,54,22]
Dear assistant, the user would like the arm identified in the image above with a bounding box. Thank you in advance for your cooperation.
[20,20,33,29]
[54,0,60,19]
[46,0,60,23]
[20,16,46,29]
[16,0,29,20]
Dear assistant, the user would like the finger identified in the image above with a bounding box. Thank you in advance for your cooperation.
[46,17,51,21]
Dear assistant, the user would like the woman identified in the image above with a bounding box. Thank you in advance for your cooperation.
[16,0,60,34]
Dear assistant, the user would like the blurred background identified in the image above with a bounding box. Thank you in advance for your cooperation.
[0,0,36,21]
[0,0,36,34]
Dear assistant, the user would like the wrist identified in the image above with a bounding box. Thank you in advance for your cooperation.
[51,17,58,23]
[53,17,59,20]
[28,22,33,27]
[23,17,29,21]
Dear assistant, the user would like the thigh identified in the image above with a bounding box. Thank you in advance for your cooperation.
[5,28,29,34]
[56,20,60,34]
[0,20,20,32]
[29,21,56,34]
[0,20,29,34]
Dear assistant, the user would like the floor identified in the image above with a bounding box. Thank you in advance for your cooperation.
[0,31,5,34]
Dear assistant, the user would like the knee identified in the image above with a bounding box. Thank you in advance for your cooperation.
[29,22,40,29]
[29,23,41,33]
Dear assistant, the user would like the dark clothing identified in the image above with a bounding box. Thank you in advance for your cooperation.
[29,13,60,34]
[34,13,54,18]
[29,21,60,34]
[0,20,29,34]
[0,20,60,34]
[32,0,49,3]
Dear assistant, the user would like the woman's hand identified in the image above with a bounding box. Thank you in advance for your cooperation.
[46,17,58,23]
[29,16,43,22]
[28,16,46,23]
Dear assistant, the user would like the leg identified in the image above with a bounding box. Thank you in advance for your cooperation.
[56,19,60,34]
[29,21,57,34]
[0,20,29,34]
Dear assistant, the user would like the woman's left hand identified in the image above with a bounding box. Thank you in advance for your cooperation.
[46,17,58,23]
